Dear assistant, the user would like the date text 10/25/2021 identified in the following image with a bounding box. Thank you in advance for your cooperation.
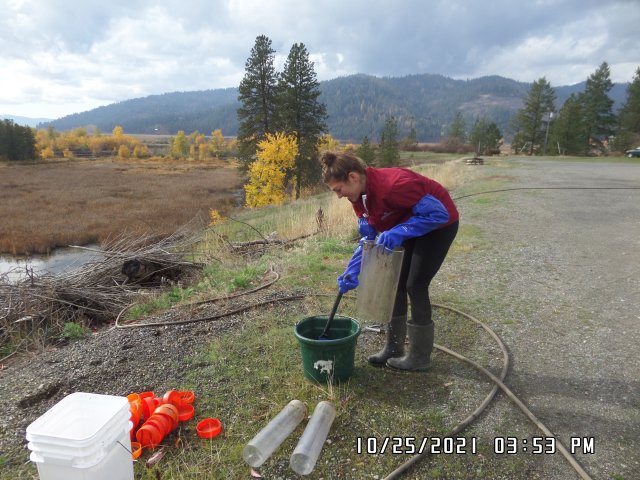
[355,436,596,455]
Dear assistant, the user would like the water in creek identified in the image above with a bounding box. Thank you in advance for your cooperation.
[0,246,103,283]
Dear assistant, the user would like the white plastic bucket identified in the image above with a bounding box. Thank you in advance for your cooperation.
[26,392,134,480]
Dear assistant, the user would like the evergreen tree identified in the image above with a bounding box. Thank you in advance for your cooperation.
[357,136,375,164]
[579,62,616,154]
[447,112,466,141]
[401,125,417,149]
[378,117,400,167]
[276,43,328,198]
[0,119,36,161]
[237,35,278,169]
[469,118,502,154]
[614,66,640,152]
[550,94,586,155]
[512,77,556,155]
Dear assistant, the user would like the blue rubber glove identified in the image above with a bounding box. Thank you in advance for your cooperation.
[375,195,449,251]
[358,217,377,240]
[337,239,365,293]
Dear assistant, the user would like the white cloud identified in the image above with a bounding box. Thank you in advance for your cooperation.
[0,0,638,118]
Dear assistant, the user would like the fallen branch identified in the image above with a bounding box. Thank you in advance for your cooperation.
[0,225,204,353]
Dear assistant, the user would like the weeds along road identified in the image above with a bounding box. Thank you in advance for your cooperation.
[439,157,640,479]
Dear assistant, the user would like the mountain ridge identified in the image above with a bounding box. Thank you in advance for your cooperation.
[40,73,629,142]
[2,115,53,128]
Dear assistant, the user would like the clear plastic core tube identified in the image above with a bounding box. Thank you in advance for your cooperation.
[242,399,306,468]
[289,401,336,475]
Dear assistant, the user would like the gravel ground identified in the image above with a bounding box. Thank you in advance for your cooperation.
[0,296,252,478]
[0,157,638,480]
[436,158,640,479]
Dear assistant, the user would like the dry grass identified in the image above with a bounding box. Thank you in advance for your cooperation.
[0,155,472,257]
[0,158,242,255]
[321,157,471,239]
[412,158,470,190]
[202,157,474,261]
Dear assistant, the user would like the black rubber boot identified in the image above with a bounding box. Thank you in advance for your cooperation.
[367,315,407,366]
[386,322,434,371]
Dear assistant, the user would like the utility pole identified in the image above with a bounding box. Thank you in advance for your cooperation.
[543,112,554,155]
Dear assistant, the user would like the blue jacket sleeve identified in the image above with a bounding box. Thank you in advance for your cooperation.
[375,195,449,250]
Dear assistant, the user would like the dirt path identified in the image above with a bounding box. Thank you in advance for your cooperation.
[440,158,640,479]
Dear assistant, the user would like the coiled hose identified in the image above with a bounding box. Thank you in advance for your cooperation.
[382,303,592,480]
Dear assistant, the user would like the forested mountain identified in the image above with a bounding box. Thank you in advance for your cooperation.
[41,74,629,142]
[3,115,52,128]
[44,88,239,136]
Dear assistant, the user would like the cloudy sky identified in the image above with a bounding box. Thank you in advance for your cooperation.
[1,0,639,119]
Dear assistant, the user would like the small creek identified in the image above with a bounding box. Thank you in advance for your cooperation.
[0,246,104,282]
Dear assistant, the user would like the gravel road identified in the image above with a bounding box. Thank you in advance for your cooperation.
[0,157,638,480]
[438,158,640,479]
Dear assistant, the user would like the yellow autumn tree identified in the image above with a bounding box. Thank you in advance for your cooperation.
[317,133,342,152]
[244,132,298,208]
[118,144,130,159]
[209,129,226,158]
[112,125,124,138]
[133,144,150,158]
[40,146,55,159]
[170,131,188,159]
[198,142,208,161]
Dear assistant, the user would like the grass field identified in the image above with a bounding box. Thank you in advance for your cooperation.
[0,152,466,256]
[0,158,243,255]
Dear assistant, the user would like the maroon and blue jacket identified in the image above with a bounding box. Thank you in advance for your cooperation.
[351,167,459,233]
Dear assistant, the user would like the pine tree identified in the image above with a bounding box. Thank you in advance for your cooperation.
[579,62,616,154]
[378,117,400,167]
[277,43,328,198]
[357,136,375,164]
[550,94,585,155]
[0,119,36,161]
[237,35,278,169]
[614,67,640,152]
[469,118,502,154]
[447,112,466,141]
[512,77,556,155]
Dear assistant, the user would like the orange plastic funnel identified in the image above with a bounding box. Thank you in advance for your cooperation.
[197,418,222,439]
[177,403,195,422]
[178,390,195,404]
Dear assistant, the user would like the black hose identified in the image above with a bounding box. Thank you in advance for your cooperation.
[382,303,592,480]
[453,186,640,201]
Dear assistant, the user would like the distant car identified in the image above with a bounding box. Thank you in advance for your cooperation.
[625,147,640,158]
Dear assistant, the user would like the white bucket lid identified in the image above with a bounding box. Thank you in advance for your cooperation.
[29,427,131,468]
[26,392,130,448]
[28,420,132,459]
[28,409,131,449]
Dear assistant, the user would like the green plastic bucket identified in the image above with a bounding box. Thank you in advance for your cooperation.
[294,315,361,384]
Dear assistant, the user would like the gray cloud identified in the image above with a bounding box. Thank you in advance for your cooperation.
[1,0,638,118]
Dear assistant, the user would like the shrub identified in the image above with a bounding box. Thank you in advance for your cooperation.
[62,322,87,341]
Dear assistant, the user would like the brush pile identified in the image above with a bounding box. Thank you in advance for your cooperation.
[0,227,204,356]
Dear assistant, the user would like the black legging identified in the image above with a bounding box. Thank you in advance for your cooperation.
[392,221,459,325]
